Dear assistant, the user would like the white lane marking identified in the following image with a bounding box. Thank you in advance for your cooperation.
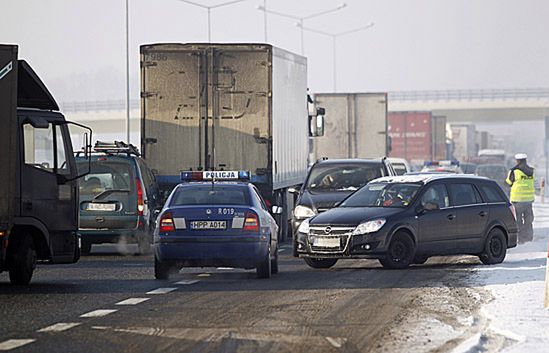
[174,280,199,285]
[216,267,234,270]
[80,309,118,318]
[325,336,345,348]
[278,248,286,253]
[0,339,36,351]
[280,244,292,249]
[146,287,177,295]
[38,322,81,332]
[197,273,211,277]
[116,298,150,305]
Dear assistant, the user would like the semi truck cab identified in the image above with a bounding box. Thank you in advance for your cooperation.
[0,44,91,284]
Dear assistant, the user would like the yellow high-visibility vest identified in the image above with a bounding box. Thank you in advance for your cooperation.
[506,168,535,202]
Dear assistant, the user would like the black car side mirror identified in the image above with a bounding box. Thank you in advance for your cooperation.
[415,205,425,215]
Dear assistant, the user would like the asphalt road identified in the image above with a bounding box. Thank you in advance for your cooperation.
[0,243,485,353]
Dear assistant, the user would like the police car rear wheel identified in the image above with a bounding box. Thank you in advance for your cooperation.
[256,248,271,279]
[304,258,338,269]
[480,228,507,265]
[154,257,170,280]
[9,233,37,285]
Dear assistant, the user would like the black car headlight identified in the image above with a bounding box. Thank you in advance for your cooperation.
[297,218,310,234]
[293,205,316,219]
[352,219,386,235]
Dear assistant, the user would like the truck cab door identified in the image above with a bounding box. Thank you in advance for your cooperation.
[20,116,78,258]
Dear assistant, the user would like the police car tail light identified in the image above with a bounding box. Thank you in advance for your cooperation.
[136,179,144,216]
[243,212,259,231]
[159,212,175,232]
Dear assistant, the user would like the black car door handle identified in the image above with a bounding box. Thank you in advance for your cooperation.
[479,211,487,217]
[447,214,456,220]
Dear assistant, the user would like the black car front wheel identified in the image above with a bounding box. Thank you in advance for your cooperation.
[304,257,338,269]
[479,228,507,265]
[379,232,415,269]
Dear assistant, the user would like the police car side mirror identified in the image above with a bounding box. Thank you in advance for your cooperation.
[271,206,283,215]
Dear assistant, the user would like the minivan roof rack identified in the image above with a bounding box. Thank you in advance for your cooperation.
[93,141,141,156]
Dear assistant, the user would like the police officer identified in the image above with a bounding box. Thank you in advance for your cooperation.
[505,153,535,243]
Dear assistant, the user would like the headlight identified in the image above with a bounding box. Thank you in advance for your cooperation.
[298,218,310,234]
[352,219,386,235]
[294,205,316,219]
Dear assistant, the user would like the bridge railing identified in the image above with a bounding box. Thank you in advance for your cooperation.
[389,88,549,102]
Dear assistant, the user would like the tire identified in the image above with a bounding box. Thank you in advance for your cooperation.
[304,257,338,269]
[9,233,37,285]
[154,256,170,280]
[81,241,92,255]
[379,232,415,269]
[479,228,507,265]
[256,247,272,279]
[412,255,429,265]
[292,232,299,257]
[271,244,279,274]
[137,231,152,255]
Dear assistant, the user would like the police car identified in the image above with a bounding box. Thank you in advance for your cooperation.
[154,171,279,279]
[421,160,463,174]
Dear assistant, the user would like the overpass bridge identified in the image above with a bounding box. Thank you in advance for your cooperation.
[60,88,549,139]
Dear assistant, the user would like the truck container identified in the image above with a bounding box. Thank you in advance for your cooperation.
[140,43,310,240]
[450,124,478,162]
[388,112,448,164]
[0,44,91,284]
[311,93,388,160]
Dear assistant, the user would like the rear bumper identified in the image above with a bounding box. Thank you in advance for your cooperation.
[155,236,269,269]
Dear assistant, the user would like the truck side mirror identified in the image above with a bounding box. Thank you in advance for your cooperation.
[309,113,325,137]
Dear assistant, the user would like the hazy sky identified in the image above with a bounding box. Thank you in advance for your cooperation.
[2,0,549,103]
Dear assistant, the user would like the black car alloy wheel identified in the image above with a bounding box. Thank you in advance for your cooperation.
[379,232,415,269]
[480,228,507,265]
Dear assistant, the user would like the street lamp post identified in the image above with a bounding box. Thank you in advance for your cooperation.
[125,0,130,144]
[256,3,346,55]
[177,0,250,42]
[297,22,374,92]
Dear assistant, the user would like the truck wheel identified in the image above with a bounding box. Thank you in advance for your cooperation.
[379,232,415,269]
[479,228,507,265]
[9,233,37,285]
[256,247,272,279]
[81,241,92,255]
[271,244,279,274]
[154,256,170,280]
[137,231,152,255]
[304,258,338,269]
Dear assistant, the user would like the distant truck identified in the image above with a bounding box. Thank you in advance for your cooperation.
[0,45,91,284]
[140,43,320,240]
[388,112,448,165]
[311,93,388,160]
[450,124,478,162]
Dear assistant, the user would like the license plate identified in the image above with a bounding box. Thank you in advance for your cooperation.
[313,237,340,248]
[191,220,227,230]
[86,203,116,211]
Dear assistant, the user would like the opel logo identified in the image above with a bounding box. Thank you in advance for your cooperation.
[324,226,332,234]
[206,209,212,215]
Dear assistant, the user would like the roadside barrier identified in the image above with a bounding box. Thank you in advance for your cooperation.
[545,239,549,309]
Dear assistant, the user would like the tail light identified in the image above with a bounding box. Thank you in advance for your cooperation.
[159,212,175,233]
[136,179,144,216]
[509,204,517,221]
[243,212,260,232]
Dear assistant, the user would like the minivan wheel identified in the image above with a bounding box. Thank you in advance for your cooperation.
[480,228,507,265]
[9,233,37,285]
[154,256,170,280]
[304,257,338,269]
[137,231,152,255]
[379,232,415,269]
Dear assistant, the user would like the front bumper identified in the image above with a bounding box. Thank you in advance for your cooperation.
[155,236,269,269]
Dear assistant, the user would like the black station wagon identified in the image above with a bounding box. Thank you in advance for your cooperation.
[296,174,518,269]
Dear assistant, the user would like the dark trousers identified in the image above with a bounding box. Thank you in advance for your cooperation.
[513,202,534,243]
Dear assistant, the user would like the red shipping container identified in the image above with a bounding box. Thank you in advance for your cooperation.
[388,112,432,162]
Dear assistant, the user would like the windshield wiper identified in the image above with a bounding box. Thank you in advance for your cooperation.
[93,189,130,201]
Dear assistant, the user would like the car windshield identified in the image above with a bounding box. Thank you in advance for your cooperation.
[476,165,507,179]
[306,164,385,192]
[78,162,133,198]
[340,183,422,208]
[171,186,249,206]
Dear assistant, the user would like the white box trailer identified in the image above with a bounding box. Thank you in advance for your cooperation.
[140,43,310,240]
[311,93,388,160]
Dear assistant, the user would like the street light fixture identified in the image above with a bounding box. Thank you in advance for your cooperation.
[256,2,346,54]
[296,22,374,92]
[177,0,250,42]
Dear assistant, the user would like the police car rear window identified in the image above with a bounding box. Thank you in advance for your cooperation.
[171,186,249,206]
